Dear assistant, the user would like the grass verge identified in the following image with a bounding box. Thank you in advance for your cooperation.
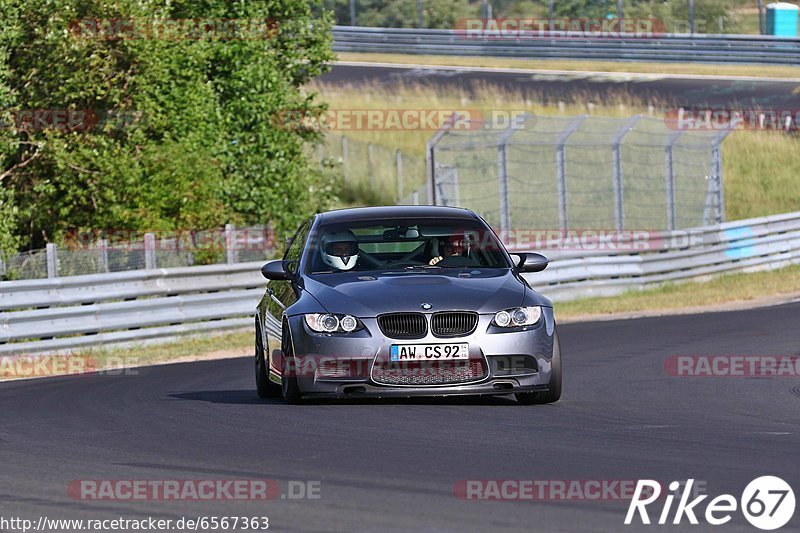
[0,330,252,381]
[336,52,800,80]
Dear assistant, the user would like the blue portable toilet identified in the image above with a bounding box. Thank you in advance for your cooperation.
[766,2,799,37]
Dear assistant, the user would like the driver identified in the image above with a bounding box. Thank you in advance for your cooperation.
[429,236,466,266]
[320,230,360,271]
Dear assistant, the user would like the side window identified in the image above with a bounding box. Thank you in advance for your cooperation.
[283,219,312,273]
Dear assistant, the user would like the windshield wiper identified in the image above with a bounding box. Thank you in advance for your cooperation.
[404,265,441,270]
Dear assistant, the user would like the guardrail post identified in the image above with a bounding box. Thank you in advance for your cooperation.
[98,239,110,273]
[144,233,156,270]
[225,224,237,265]
[396,150,404,201]
[555,115,587,233]
[612,115,642,231]
[46,243,58,278]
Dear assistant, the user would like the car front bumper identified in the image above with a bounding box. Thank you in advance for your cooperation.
[279,308,557,399]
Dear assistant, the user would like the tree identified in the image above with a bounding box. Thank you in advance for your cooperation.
[0,0,335,253]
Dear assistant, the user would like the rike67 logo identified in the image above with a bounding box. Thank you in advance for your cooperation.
[626,477,795,530]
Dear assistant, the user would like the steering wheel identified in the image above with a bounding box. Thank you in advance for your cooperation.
[357,249,384,268]
[395,241,428,263]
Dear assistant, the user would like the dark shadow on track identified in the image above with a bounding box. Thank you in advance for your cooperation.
[168,389,529,406]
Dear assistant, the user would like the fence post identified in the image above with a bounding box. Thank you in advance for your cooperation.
[342,137,349,182]
[665,131,684,231]
[46,243,58,278]
[144,233,157,270]
[0,257,5,277]
[426,114,457,205]
[611,115,642,231]
[495,114,527,238]
[396,150,404,201]
[225,223,236,265]
[555,115,588,233]
[98,238,110,273]
[412,191,420,206]
[368,143,375,189]
[712,137,727,223]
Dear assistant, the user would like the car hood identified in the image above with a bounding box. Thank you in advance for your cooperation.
[302,269,547,317]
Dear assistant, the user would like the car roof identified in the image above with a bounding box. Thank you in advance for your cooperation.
[316,205,479,225]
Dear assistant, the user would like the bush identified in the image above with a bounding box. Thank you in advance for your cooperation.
[0,0,336,252]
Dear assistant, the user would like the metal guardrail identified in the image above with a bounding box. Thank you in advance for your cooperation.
[332,26,800,65]
[1,212,799,355]
[520,212,800,300]
[0,263,270,355]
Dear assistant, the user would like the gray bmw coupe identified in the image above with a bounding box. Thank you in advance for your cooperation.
[255,205,561,404]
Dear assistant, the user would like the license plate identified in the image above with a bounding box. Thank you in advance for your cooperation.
[390,343,469,361]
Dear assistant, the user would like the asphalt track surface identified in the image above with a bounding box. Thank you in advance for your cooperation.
[321,63,800,108]
[1,302,799,532]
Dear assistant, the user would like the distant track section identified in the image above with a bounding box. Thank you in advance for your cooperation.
[332,26,800,66]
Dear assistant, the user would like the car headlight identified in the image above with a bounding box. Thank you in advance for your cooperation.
[304,313,362,333]
[493,306,541,327]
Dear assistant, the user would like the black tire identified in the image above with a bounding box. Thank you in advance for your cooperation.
[516,330,562,405]
[255,322,280,398]
[281,326,303,405]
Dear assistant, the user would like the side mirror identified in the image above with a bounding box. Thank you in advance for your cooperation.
[261,261,293,280]
[515,252,549,273]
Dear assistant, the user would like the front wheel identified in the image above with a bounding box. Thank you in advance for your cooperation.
[255,323,280,398]
[516,330,562,405]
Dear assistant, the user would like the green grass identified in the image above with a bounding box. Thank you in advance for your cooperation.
[0,330,252,381]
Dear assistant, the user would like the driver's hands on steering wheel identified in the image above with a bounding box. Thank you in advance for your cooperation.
[429,256,443,266]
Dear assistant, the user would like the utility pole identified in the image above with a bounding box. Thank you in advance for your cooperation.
[417,0,423,28]
[349,0,356,26]
[481,0,488,19]
[549,0,554,32]
[758,0,765,34]
[689,0,695,34]
[617,0,623,20]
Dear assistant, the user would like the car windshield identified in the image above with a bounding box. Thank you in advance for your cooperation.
[308,218,511,274]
